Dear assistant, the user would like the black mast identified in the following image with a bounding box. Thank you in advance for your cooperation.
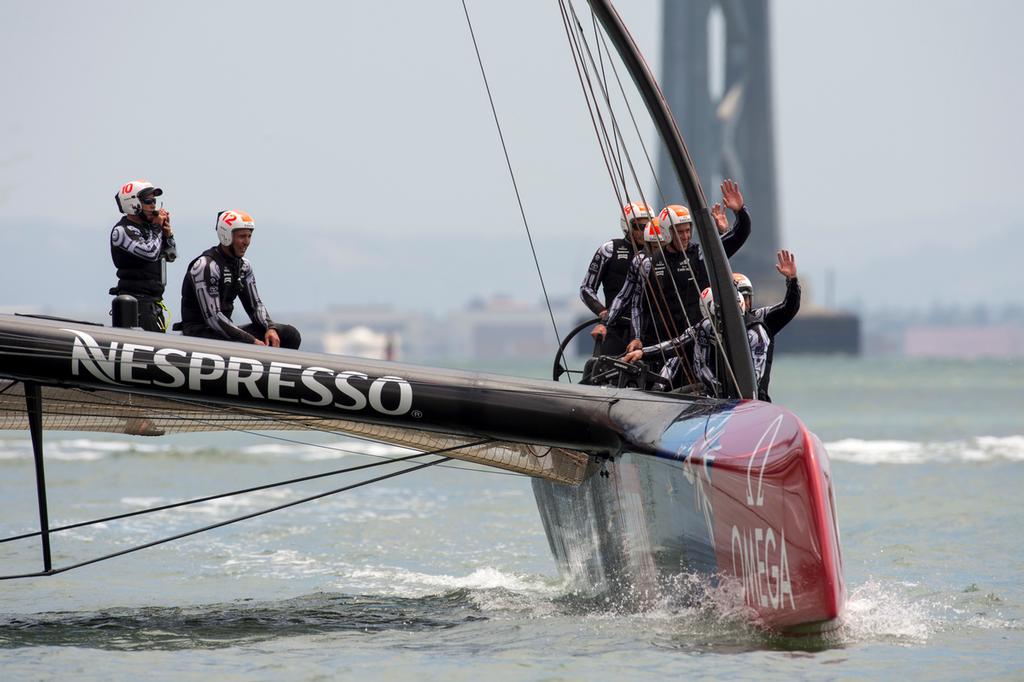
[585,0,757,399]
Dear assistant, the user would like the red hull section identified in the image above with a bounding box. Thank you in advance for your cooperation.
[705,401,845,631]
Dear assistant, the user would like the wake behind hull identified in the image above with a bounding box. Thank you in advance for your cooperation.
[534,399,845,633]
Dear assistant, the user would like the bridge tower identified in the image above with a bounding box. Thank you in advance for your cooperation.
[658,1,860,352]
[658,0,782,303]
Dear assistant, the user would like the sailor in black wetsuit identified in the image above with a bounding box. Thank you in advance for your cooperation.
[603,217,669,355]
[621,250,801,401]
[109,180,177,332]
[737,250,801,402]
[179,210,301,349]
[579,201,652,356]
[616,179,751,357]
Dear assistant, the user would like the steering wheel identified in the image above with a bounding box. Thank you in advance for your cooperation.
[551,317,601,382]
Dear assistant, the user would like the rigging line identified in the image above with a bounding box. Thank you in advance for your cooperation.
[569,3,734,395]
[594,20,668,209]
[647,223,744,396]
[589,8,627,200]
[567,3,689,369]
[589,7,642,215]
[565,8,643,222]
[559,0,630,210]
[562,0,678,380]
[571,2,652,213]
[581,12,740,397]
[560,0,676,365]
[557,0,626,213]
[562,0,670,360]
[562,35,682,381]
[0,455,455,581]
[0,439,493,546]
[459,0,562,356]
[576,3,632,213]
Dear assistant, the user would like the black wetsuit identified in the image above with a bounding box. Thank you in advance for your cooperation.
[109,217,177,332]
[605,207,751,352]
[579,237,639,356]
[642,275,801,400]
[642,207,751,346]
[179,245,301,348]
[746,276,801,401]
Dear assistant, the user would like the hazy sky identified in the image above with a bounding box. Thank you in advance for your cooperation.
[1,0,1021,317]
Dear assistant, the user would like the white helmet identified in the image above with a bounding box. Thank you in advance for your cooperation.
[700,287,715,318]
[216,210,256,247]
[620,201,655,234]
[115,180,162,216]
[733,273,753,311]
[733,273,753,296]
[643,219,669,245]
[658,204,693,237]
[700,284,746,318]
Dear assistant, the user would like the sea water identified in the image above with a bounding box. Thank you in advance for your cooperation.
[0,356,1021,680]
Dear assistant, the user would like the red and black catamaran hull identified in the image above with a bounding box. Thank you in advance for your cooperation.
[534,398,845,633]
[0,315,843,631]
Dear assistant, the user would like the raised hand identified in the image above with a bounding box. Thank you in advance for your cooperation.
[157,209,172,235]
[775,249,797,279]
[720,178,744,212]
[711,202,728,234]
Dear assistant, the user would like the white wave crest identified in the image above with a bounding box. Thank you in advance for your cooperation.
[0,436,417,463]
[342,565,560,602]
[839,579,935,643]
[826,435,1024,464]
[0,437,183,462]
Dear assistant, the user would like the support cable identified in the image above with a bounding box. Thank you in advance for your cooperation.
[573,1,739,395]
[566,2,694,379]
[560,1,684,378]
[460,0,562,357]
[0,439,492,546]
[0,451,461,580]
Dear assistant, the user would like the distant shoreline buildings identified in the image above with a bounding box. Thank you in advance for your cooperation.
[6,299,1022,361]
